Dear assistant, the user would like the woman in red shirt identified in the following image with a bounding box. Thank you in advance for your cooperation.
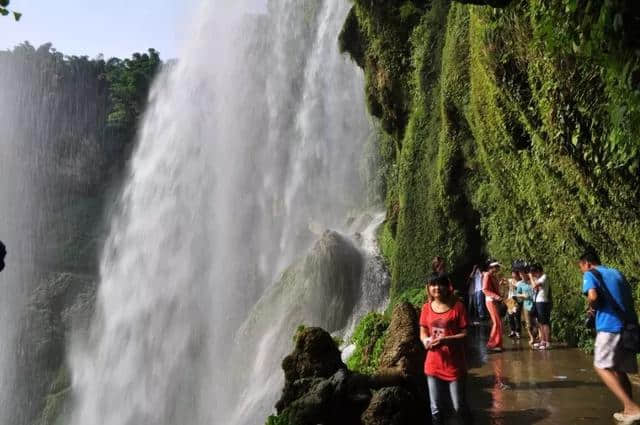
[420,273,472,425]
[483,260,504,351]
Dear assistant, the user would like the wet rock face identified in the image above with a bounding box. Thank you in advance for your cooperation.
[377,302,425,378]
[14,272,96,425]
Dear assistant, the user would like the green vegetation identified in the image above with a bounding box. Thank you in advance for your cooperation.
[106,49,161,135]
[346,312,390,374]
[0,0,21,20]
[341,0,640,348]
[265,411,290,425]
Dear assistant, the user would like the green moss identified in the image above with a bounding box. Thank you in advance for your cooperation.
[345,0,640,348]
[265,410,290,425]
[391,287,427,311]
[346,312,390,374]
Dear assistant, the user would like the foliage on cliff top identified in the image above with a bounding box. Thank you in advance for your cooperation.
[341,0,640,348]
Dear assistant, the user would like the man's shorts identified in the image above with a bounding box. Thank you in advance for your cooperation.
[594,331,639,373]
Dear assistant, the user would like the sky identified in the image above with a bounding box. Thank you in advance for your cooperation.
[1,0,267,60]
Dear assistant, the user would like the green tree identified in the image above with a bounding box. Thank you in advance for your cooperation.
[0,0,22,20]
[106,48,162,135]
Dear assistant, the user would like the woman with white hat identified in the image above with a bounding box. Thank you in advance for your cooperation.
[483,259,504,352]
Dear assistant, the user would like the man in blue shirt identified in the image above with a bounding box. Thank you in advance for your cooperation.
[580,251,640,424]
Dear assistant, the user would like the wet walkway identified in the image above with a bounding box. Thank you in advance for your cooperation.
[466,324,628,424]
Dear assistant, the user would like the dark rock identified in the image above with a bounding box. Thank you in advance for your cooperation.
[376,302,425,379]
[276,327,374,425]
[282,327,345,383]
[361,386,427,425]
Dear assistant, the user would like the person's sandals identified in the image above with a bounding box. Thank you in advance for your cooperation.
[613,411,640,424]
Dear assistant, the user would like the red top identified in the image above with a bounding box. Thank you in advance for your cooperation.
[419,300,468,381]
[482,272,501,300]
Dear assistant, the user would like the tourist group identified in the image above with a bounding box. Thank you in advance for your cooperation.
[419,252,640,425]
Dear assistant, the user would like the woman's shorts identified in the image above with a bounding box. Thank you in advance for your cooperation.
[535,302,551,325]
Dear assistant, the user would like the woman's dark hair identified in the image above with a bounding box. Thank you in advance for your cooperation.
[579,251,601,265]
[427,272,452,301]
[530,262,543,273]
[427,272,449,286]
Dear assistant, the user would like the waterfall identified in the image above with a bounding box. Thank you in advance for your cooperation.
[0,45,111,424]
[68,1,379,424]
[0,63,39,424]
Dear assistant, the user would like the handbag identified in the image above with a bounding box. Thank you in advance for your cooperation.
[589,269,640,353]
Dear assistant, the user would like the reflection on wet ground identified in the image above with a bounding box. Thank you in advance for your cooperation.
[467,324,626,424]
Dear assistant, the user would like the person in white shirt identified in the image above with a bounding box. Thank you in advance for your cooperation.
[530,263,552,349]
[467,264,487,324]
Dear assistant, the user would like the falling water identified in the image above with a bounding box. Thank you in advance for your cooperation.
[0,45,112,424]
[0,58,39,424]
[68,0,379,424]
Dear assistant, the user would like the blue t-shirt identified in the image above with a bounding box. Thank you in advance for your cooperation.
[516,281,534,311]
[582,265,635,333]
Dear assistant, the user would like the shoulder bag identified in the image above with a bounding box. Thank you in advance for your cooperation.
[589,269,640,353]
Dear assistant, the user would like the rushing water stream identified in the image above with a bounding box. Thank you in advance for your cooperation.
[68,1,380,424]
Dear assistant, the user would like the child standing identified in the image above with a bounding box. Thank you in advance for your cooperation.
[506,270,522,338]
[420,273,472,425]
[515,271,537,346]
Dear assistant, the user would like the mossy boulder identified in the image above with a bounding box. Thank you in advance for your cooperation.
[361,386,426,425]
[282,327,345,384]
[275,327,372,425]
[376,302,424,378]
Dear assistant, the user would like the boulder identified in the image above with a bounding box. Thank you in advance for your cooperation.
[282,327,345,383]
[376,302,425,380]
[276,327,372,425]
[361,386,426,425]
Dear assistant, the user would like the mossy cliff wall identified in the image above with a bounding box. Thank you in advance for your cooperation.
[340,0,640,347]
